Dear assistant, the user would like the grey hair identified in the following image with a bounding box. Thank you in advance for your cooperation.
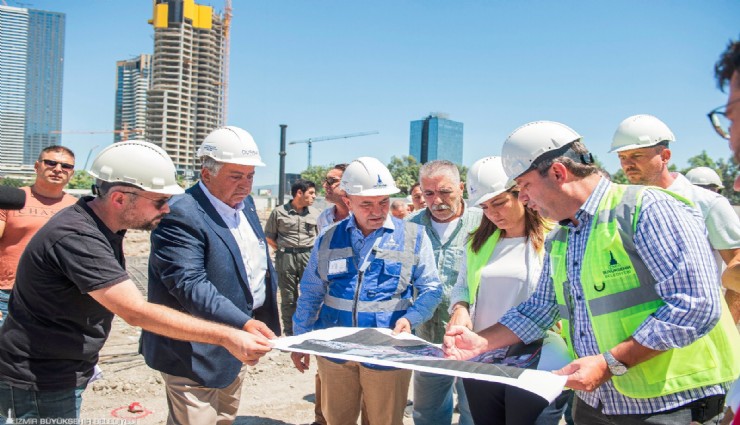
[201,156,224,176]
[419,160,460,185]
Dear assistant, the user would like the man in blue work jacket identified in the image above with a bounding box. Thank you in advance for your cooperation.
[291,156,443,425]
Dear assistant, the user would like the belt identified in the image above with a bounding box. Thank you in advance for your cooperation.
[278,247,312,254]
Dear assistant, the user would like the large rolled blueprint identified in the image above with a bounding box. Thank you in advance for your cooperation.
[272,327,567,403]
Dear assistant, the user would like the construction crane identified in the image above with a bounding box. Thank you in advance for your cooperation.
[220,0,232,124]
[289,131,379,168]
[50,125,144,142]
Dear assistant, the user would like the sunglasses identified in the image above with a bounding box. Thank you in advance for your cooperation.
[324,177,341,185]
[116,190,170,210]
[41,159,75,170]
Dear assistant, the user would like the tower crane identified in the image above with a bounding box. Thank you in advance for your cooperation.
[50,124,144,142]
[289,131,379,168]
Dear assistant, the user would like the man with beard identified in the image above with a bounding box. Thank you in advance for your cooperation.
[610,114,740,322]
[407,160,479,425]
[445,121,740,424]
[141,127,280,425]
[0,141,273,421]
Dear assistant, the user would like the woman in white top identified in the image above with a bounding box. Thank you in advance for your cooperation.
[448,156,570,425]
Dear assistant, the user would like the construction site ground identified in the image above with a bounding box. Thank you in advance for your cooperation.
[81,230,439,425]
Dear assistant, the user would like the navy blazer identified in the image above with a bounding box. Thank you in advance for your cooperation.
[140,183,280,388]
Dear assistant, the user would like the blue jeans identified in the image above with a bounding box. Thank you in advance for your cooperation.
[0,290,10,326]
[413,371,473,425]
[0,381,85,422]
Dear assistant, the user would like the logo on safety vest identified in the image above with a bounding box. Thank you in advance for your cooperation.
[602,250,633,280]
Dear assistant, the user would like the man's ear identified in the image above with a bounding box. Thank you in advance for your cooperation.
[550,162,569,183]
[661,148,672,164]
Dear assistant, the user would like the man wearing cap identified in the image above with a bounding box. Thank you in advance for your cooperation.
[141,127,280,425]
[611,114,740,322]
[407,160,478,425]
[291,157,443,425]
[0,141,273,421]
[444,121,740,423]
[265,178,319,336]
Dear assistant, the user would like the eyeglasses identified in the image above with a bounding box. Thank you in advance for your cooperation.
[116,190,170,210]
[41,159,75,170]
[707,98,740,140]
[324,177,340,185]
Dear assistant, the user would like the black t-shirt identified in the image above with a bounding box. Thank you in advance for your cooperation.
[0,197,129,390]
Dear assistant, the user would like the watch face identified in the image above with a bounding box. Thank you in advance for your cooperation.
[610,363,628,376]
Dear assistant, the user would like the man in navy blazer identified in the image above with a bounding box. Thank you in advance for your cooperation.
[141,126,280,425]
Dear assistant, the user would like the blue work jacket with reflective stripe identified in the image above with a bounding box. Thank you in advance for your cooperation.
[315,217,421,330]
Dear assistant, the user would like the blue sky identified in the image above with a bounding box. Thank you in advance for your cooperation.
[15,0,740,187]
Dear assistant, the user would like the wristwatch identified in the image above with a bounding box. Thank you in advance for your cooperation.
[603,351,628,376]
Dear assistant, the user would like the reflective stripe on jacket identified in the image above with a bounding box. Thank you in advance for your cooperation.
[549,184,740,398]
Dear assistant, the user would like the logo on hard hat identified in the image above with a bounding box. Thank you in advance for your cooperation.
[201,144,218,152]
[375,174,387,188]
[241,149,259,156]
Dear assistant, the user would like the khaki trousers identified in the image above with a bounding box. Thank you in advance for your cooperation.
[161,367,247,425]
[317,356,411,425]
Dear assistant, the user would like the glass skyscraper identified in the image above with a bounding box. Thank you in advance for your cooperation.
[114,54,152,143]
[0,5,65,167]
[409,114,464,165]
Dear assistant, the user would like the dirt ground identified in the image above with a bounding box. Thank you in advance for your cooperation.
[81,230,431,425]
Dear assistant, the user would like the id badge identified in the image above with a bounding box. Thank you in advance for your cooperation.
[328,259,348,275]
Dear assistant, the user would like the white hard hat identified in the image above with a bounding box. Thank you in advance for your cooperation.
[197,126,265,166]
[466,156,514,206]
[341,157,400,196]
[610,114,675,153]
[501,121,583,179]
[89,140,184,195]
[686,167,724,189]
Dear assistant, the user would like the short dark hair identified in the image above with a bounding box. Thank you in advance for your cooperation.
[410,182,421,192]
[535,141,599,178]
[715,39,740,92]
[291,179,316,197]
[333,163,348,172]
[38,145,75,161]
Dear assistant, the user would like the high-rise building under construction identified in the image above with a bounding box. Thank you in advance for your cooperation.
[147,0,225,175]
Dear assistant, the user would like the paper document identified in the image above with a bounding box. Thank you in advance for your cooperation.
[272,327,567,403]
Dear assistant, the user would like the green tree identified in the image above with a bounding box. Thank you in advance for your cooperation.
[300,165,331,195]
[66,170,95,190]
[0,177,26,188]
[610,169,630,184]
[387,156,421,195]
[679,151,740,205]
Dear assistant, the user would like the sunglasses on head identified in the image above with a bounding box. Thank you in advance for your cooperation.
[41,159,75,170]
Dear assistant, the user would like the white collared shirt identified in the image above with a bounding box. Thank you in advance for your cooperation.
[199,182,266,309]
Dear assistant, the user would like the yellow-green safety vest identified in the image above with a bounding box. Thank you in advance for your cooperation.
[548,184,740,399]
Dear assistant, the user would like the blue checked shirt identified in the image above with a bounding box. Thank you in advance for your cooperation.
[500,178,727,415]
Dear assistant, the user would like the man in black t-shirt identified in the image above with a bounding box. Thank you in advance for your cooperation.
[0,141,275,421]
